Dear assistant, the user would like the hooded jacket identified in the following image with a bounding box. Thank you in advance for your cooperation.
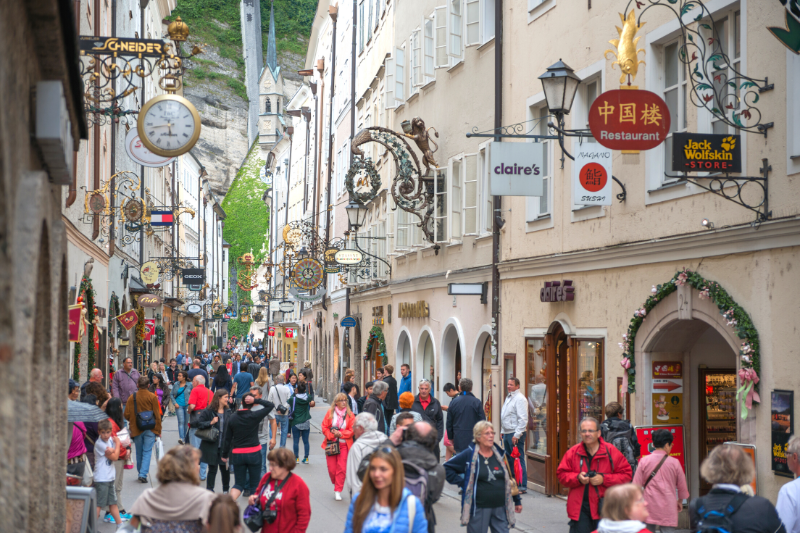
[289,393,312,428]
[345,430,390,497]
[344,488,428,533]
[397,440,445,507]
[556,438,633,520]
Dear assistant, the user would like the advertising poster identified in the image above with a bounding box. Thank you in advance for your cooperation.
[636,425,686,472]
[726,442,757,493]
[652,361,684,425]
[772,389,794,476]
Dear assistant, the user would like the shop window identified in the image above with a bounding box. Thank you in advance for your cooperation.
[526,338,547,455]
[662,39,688,181]
[503,353,516,398]
[526,105,552,221]
[707,11,741,137]
[575,340,604,423]
[359,1,365,53]
[450,157,462,240]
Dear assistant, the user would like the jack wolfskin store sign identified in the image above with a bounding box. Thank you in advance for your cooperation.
[672,133,741,173]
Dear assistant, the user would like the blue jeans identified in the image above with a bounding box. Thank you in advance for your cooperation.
[260,443,269,477]
[188,428,209,480]
[132,430,155,479]
[292,427,310,460]
[275,415,289,448]
[175,405,188,441]
[502,432,527,490]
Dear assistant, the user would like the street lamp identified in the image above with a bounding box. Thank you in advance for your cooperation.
[346,199,368,231]
[538,59,581,117]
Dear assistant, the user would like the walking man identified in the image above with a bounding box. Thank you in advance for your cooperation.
[111,357,140,406]
[398,364,412,395]
[123,376,162,483]
[446,378,485,453]
[501,377,529,494]
[267,374,292,448]
[412,379,444,460]
[633,428,689,533]
[363,381,389,434]
[81,368,104,401]
[382,364,400,422]
[187,358,210,388]
[187,374,212,481]
[250,386,277,477]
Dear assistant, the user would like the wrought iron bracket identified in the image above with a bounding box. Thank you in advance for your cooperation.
[612,176,627,202]
[353,235,392,278]
[667,158,771,223]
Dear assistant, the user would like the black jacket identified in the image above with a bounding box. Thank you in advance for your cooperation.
[600,416,641,456]
[397,440,445,533]
[221,399,274,458]
[383,375,399,410]
[356,395,368,413]
[446,391,485,452]
[193,406,232,465]
[362,394,387,434]
[411,395,444,443]
[247,362,261,379]
[166,367,179,384]
[689,488,786,533]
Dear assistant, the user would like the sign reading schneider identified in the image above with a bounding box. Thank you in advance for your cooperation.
[672,133,741,174]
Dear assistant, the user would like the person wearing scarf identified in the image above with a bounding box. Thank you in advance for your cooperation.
[444,421,522,532]
[593,484,650,533]
[322,393,356,501]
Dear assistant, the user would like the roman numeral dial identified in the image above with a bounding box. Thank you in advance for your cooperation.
[136,94,201,157]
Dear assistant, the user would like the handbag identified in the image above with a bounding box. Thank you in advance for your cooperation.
[133,392,156,431]
[325,439,340,456]
[502,455,520,497]
[243,474,292,532]
[195,416,220,443]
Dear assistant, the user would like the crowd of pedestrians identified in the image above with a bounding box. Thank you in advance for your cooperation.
[66,353,797,533]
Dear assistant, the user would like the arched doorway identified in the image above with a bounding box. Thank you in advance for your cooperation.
[416,330,435,392]
[477,333,492,419]
[397,330,412,390]
[441,324,462,398]
[636,286,740,497]
[363,327,385,383]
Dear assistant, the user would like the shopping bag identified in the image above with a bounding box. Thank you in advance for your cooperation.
[116,427,132,449]
[511,447,523,486]
[124,450,134,469]
[82,459,94,487]
[154,437,165,462]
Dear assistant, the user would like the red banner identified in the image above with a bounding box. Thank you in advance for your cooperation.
[93,325,100,352]
[68,304,83,342]
[635,425,686,472]
[285,328,295,338]
[589,89,670,151]
[144,319,155,341]
[116,309,138,331]
[268,327,275,337]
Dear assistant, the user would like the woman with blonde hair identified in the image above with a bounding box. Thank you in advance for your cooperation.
[322,392,356,501]
[127,446,216,532]
[595,484,649,533]
[255,367,271,399]
[344,447,428,533]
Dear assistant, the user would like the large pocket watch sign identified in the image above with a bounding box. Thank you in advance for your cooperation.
[573,144,613,206]
[588,90,670,151]
[137,94,202,157]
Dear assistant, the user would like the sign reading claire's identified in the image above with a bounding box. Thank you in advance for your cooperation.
[79,36,168,58]
[181,268,205,285]
[489,142,544,196]
[672,133,741,173]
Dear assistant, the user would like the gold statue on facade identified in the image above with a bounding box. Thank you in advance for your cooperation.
[604,11,646,85]
[402,117,440,177]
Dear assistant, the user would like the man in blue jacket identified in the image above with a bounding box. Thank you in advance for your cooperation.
[398,364,412,395]
[446,378,486,453]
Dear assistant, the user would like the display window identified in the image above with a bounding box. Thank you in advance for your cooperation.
[526,338,547,455]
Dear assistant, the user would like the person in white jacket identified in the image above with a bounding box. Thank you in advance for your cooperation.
[345,412,389,498]
[267,374,292,448]
[501,377,529,493]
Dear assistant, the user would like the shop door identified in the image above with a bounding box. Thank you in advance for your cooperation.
[698,368,737,495]
[547,326,576,497]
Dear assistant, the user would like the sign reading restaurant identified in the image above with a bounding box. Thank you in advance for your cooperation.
[672,133,741,173]
[588,89,670,151]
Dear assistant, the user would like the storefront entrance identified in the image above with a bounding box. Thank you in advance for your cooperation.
[525,321,604,496]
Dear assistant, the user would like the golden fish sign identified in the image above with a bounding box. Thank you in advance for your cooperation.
[605,11,646,85]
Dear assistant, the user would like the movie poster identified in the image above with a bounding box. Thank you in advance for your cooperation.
[772,390,794,476]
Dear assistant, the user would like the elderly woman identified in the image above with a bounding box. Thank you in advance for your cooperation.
[689,444,784,533]
[248,447,311,533]
[444,420,522,533]
[388,392,423,434]
[128,446,216,532]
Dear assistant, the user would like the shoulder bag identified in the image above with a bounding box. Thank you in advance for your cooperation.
[325,414,341,456]
[243,473,293,532]
[133,391,156,431]
[502,454,520,497]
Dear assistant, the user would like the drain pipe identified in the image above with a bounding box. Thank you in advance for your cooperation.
[490,0,503,433]
[322,4,338,312]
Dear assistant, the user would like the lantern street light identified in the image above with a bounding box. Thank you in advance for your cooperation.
[345,199,369,231]
[538,59,581,117]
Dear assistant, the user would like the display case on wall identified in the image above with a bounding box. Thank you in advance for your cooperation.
[699,368,737,494]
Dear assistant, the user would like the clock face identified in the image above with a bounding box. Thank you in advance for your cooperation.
[137,94,201,157]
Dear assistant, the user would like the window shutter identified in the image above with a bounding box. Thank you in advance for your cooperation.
[451,159,463,240]
[434,167,448,243]
[375,0,380,30]
[395,47,405,103]
[465,0,481,46]
[359,2,365,52]
[434,7,448,68]
[423,17,435,79]
[385,56,396,109]
[447,0,463,59]
[464,153,478,234]
[412,29,423,87]
[368,0,373,41]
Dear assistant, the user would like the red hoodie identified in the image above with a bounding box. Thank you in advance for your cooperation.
[254,472,311,533]
[556,438,632,520]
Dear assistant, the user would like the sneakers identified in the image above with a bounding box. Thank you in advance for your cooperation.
[138,476,148,483]
[302,458,309,464]
[103,514,129,523]
[296,458,300,464]
[178,439,185,445]
[119,512,133,520]
[334,492,342,501]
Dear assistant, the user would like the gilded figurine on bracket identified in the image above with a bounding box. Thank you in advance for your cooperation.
[402,117,440,177]
[605,11,646,85]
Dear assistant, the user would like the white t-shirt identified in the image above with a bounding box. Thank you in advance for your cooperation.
[94,436,117,483]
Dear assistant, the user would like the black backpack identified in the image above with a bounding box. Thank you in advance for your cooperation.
[694,493,748,533]
[602,418,637,475]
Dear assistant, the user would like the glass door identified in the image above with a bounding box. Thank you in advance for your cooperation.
[699,368,737,495]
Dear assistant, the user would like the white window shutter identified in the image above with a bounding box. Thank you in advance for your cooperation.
[447,0,463,59]
[423,17,435,79]
[451,158,463,240]
[466,0,481,46]
[464,153,478,234]
[412,29,423,87]
[368,0,373,40]
[395,47,405,103]
[385,56,396,109]
[434,7,448,68]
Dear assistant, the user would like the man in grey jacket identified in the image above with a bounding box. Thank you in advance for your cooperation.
[346,413,390,497]
[111,357,140,405]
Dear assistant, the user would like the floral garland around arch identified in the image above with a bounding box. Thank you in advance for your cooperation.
[365,326,388,365]
[619,269,761,419]
[73,276,97,381]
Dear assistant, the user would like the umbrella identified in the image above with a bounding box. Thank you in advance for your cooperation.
[67,400,109,423]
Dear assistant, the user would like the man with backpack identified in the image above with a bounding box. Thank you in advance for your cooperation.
[397,421,445,533]
[600,401,640,475]
[633,429,689,533]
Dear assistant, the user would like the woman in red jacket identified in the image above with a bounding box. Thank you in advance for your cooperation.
[249,447,311,533]
[556,418,632,533]
[322,393,356,501]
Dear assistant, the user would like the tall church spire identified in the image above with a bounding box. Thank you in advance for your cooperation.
[266,0,278,76]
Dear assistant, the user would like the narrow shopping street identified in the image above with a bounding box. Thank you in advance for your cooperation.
[98,398,573,533]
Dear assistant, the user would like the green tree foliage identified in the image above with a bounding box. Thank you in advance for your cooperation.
[221,142,269,339]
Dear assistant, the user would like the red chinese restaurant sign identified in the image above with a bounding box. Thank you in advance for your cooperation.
[588,89,670,151]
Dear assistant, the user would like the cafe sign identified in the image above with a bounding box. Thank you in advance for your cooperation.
[137,293,162,308]
[671,133,741,173]
[588,89,670,151]
[334,249,363,265]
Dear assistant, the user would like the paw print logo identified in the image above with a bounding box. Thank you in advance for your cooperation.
[721,136,736,151]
